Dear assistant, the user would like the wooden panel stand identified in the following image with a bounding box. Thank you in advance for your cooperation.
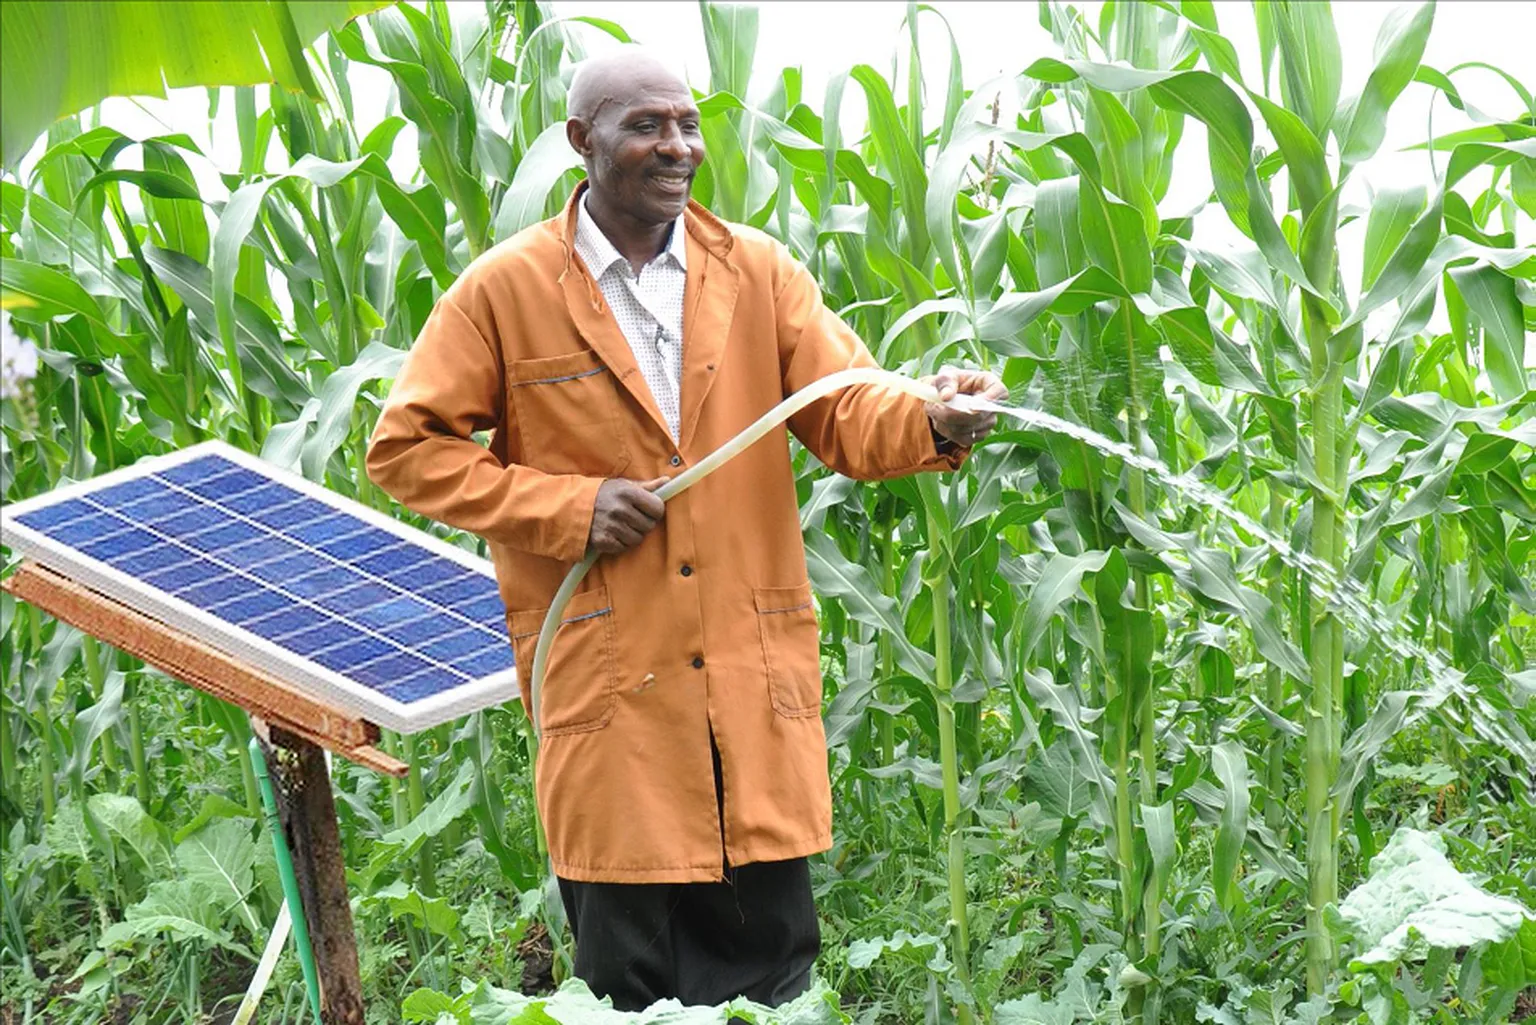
[5,559,407,1021]
[2,562,406,777]
[256,722,366,1025]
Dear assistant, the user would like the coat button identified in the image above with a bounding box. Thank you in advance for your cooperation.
[680,564,693,577]
[692,656,704,669]
[670,455,682,467]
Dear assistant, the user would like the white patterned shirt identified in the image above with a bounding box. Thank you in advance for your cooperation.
[573,195,688,440]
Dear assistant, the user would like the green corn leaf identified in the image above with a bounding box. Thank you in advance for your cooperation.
[0,257,112,330]
[1078,180,1153,295]
[1018,551,1111,662]
[142,142,211,263]
[0,1,391,167]
[1141,800,1177,921]
[1361,185,1428,292]
[493,122,583,242]
[357,759,477,890]
[301,340,407,481]
[1211,741,1250,914]
[1268,0,1342,140]
[699,1,758,99]
[849,64,931,260]
[1336,3,1437,169]
[1247,91,1331,216]
[1447,262,1526,402]
[804,531,934,680]
[67,670,124,788]
[145,246,311,409]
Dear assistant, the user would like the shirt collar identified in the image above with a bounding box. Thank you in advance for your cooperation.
[575,192,687,278]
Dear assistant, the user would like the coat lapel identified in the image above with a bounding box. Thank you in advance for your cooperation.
[556,185,672,439]
[678,220,739,450]
[560,271,671,438]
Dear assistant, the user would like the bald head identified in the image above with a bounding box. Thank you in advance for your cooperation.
[568,49,687,123]
[566,49,705,238]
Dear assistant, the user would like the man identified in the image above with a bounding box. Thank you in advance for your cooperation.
[366,50,1006,1010]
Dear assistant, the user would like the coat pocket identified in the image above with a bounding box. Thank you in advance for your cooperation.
[509,587,618,735]
[507,350,629,478]
[753,583,823,718]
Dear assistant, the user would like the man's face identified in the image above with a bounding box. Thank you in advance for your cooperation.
[572,77,704,225]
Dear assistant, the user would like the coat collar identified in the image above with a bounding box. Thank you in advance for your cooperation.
[573,191,688,278]
[556,181,735,264]
[557,183,740,452]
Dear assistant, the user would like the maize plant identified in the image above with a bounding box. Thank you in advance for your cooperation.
[1,1,1534,1022]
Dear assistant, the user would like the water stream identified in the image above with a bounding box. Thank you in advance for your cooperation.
[952,394,1463,690]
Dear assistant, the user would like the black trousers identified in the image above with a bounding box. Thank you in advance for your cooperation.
[556,735,819,1009]
[557,856,819,1010]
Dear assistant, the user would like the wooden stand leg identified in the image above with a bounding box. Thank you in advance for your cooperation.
[259,727,366,1024]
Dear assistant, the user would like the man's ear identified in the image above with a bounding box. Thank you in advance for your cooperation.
[566,117,591,157]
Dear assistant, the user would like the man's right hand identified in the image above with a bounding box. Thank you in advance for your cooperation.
[587,477,669,555]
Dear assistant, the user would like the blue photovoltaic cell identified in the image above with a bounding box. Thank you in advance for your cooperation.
[417,574,494,606]
[313,527,394,559]
[314,582,393,614]
[95,477,163,506]
[354,546,419,576]
[179,574,252,608]
[49,512,129,546]
[145,559,224,592]
[352,651,434,689]
[79,529,159,561]
[419,628,495,661]
[353,595,435,630]
[460,594,509,625]
[19,498,95,530]
[248,551,330,584]
[382,669,463,704]
[289,515,363,546]
[218,589,289,624]
[394,613,465,648]
[11,451,513,711]
[114,544,188,577]
[460,647,516,677]
[222,483,292,515]
[286,567,357,600]
[385,559,462,592]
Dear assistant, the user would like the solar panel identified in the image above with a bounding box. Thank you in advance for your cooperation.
[0,441,517,732]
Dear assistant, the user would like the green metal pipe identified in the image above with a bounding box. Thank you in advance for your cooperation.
[248,737,323,1024]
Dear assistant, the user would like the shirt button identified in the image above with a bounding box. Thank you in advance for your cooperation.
[680,564,693,577]
[669,455,682,467]
[692,656,704,670]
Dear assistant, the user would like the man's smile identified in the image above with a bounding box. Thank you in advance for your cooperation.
[649,170,692,195]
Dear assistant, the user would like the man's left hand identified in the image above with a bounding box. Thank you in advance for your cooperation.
[923,366,1009,449]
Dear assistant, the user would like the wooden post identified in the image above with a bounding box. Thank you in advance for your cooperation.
[258,725,366,1025]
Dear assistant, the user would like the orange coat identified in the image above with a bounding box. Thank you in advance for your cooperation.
[366,186,963,883]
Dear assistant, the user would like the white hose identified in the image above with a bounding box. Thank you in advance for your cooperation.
[231,904,290,1025]
[528,367,943,739]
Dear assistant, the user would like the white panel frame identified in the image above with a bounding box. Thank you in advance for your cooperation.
[0,440,519,733]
